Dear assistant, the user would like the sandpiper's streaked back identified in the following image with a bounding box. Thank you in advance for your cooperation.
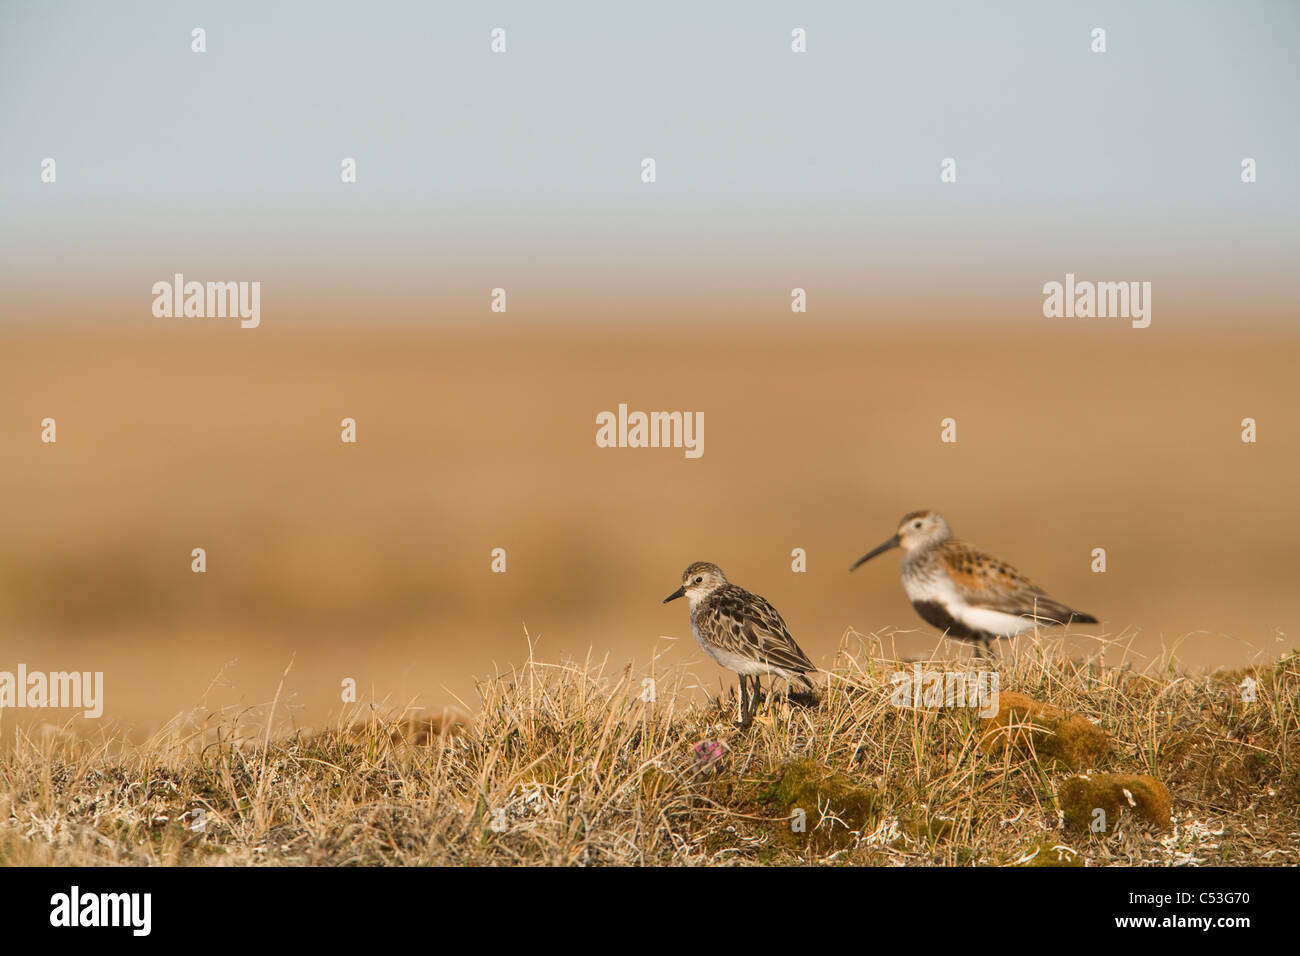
[850,511,1098,654]
[664,561,816,728]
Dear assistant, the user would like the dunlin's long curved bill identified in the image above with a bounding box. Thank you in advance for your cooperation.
[850,534,900,571]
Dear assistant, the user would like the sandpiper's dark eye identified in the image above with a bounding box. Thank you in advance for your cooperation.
[694,576,703,584]
[913,521,922,529]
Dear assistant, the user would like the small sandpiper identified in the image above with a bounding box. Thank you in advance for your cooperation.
[850,511,1097,655]
[664,562,817,728]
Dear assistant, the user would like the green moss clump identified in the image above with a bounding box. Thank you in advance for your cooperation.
[907,813,954,844]
[1058,773,1173,832]
[758,758,879,854]
[638,766,676,800]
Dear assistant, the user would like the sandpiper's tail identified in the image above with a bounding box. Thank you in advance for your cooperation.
[785,672,820,708]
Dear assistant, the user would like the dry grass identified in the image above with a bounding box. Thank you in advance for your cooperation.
[1,633,1296,866]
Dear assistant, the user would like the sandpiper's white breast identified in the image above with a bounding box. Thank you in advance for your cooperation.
[903,558,1036,638]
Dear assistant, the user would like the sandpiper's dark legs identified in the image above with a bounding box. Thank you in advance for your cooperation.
[736,675,762,728]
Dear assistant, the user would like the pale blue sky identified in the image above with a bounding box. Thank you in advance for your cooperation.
[2,1,1297,322]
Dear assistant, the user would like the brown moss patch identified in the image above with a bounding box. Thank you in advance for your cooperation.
[1058,772,1173,832]
[980,691,1111,770]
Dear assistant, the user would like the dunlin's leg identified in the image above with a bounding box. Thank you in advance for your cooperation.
[736,676,749,728]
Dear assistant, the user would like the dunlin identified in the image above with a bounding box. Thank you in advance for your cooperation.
[664,562,816,727]
[850,511,1097,655]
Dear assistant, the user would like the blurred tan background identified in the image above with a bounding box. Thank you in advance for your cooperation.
[3,2,1299,738]
[2,316,1296,734]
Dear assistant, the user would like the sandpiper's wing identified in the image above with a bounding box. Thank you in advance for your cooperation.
[940,542,1097,625]
[702,587,817,673]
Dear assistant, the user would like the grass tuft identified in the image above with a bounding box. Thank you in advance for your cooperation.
[0,634,1295,865]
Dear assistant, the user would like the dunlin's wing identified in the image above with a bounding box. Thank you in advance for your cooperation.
[940,543,1097,625]
[703,587,817,674]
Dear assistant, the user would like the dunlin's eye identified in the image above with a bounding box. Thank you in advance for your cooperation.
[694,576,703,584]
[913,521,922,529]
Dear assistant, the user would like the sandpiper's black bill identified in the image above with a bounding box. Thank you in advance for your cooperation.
[663,586,686,603]
[850,534,900,571]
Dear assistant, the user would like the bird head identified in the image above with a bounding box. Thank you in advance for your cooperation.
[663,561,728,605]
[850,510,952,570]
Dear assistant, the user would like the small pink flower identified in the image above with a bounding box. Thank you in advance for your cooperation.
[693,739,725,765]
